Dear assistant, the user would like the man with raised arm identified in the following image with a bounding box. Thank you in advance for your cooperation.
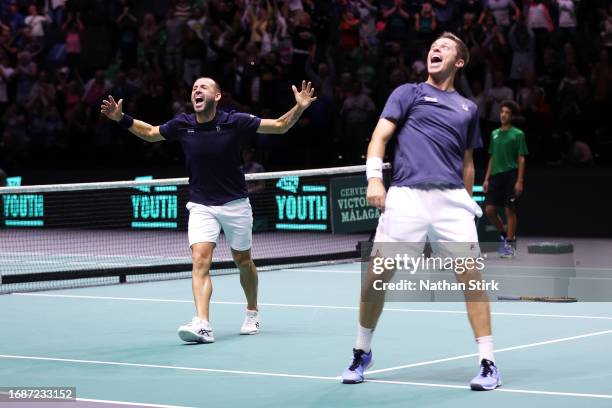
[101,77,316,344]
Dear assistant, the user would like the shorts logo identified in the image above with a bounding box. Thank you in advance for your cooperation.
[216,125,221,132]
[187,129,195,134]
[424,96,438,103]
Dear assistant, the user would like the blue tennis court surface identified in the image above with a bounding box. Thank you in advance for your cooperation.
[1,261,612,408]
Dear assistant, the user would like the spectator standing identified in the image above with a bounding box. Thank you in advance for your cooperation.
[357,0,379,48]
[480,0,520,30]
[45,0,66,27]
[14,51,36,107]
[115,1,139,69]
[165,9,185,80]
[0,53,15,116]
[28,70,55,111]
[7,3,25,36]
[508,21,535,82]
[24,4,50,49]
[415,2,438,47]
[139,13,161,72]
[526,0,554,73]
[556,0,577,44]
[383,0,412,43]
[62,12,84,75]
[291,12,315,80]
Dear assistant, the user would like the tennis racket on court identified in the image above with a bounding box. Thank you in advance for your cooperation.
[497,295,578,303]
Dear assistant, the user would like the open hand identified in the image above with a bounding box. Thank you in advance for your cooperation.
[292,80,317,109]
[100,95,123,122]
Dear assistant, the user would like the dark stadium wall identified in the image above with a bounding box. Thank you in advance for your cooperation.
[474,165,612,238]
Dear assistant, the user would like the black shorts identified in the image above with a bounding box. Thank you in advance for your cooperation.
[485,169,518,209]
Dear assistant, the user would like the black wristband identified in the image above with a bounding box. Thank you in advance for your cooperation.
[118,114,134,129]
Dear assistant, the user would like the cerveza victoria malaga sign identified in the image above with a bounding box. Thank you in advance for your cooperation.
[2,177,44,227]
[131,176,179,229]
[330,175,380,233]
[275,176,328,231]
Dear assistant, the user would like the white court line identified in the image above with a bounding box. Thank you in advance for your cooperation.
[11,293,612,321]
[367,329,612,375]
[366,379,612,399]
[76,397,194,408]
[0,354,611,400]
[0,354,336,381]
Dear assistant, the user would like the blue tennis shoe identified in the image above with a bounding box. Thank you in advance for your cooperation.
[470,359,502,391]
[341,349,373,384]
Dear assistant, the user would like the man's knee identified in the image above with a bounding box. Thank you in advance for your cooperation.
[233,252,253,270]
[192,251,212,273]
[485,205,497,217]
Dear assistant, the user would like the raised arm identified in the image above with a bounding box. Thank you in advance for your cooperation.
[257,80,317,134]
[366,118,397,210]
[100,95,165,142]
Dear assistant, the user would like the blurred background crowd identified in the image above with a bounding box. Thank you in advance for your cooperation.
[0,0,610,179]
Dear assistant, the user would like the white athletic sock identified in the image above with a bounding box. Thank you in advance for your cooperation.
[355,324,375,353]
[476,335,495,363]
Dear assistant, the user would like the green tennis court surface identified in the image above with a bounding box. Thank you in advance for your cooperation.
[1,262,612,408]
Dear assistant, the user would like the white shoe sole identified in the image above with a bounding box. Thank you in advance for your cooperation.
[178,329,214,343]
[470,380,501,391]
[341,359,374,384]
[240,328,259,335]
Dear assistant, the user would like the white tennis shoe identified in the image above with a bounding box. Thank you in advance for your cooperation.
[178,317,214,343]
[240,309,260,335]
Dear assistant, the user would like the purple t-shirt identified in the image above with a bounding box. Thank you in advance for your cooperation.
[160,111,262,206]
[381,82,482,188]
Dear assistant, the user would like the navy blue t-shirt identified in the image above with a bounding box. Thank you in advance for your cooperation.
[159,111,262,206]
[380,82,483,188]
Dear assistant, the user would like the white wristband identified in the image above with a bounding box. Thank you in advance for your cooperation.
[366,157,383,180]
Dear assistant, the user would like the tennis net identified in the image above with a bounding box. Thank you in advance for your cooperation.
[0,164,390,294]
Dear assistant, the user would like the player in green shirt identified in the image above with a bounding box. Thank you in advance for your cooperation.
[483,100,528,258]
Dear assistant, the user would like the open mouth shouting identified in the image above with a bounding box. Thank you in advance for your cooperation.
[194,95,205,110]
[429,53,443,69]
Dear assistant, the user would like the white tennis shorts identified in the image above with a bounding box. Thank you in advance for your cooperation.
[374,186,483,258]
[186,198,253,251]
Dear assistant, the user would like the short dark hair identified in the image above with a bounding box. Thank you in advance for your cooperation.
[195,77,222,94]
[436,32,470,66]
[500,100,520,115]
[0,168,7,187]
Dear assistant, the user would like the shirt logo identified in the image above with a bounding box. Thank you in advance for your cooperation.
[461,103,469,111]
[424,96,438,103]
